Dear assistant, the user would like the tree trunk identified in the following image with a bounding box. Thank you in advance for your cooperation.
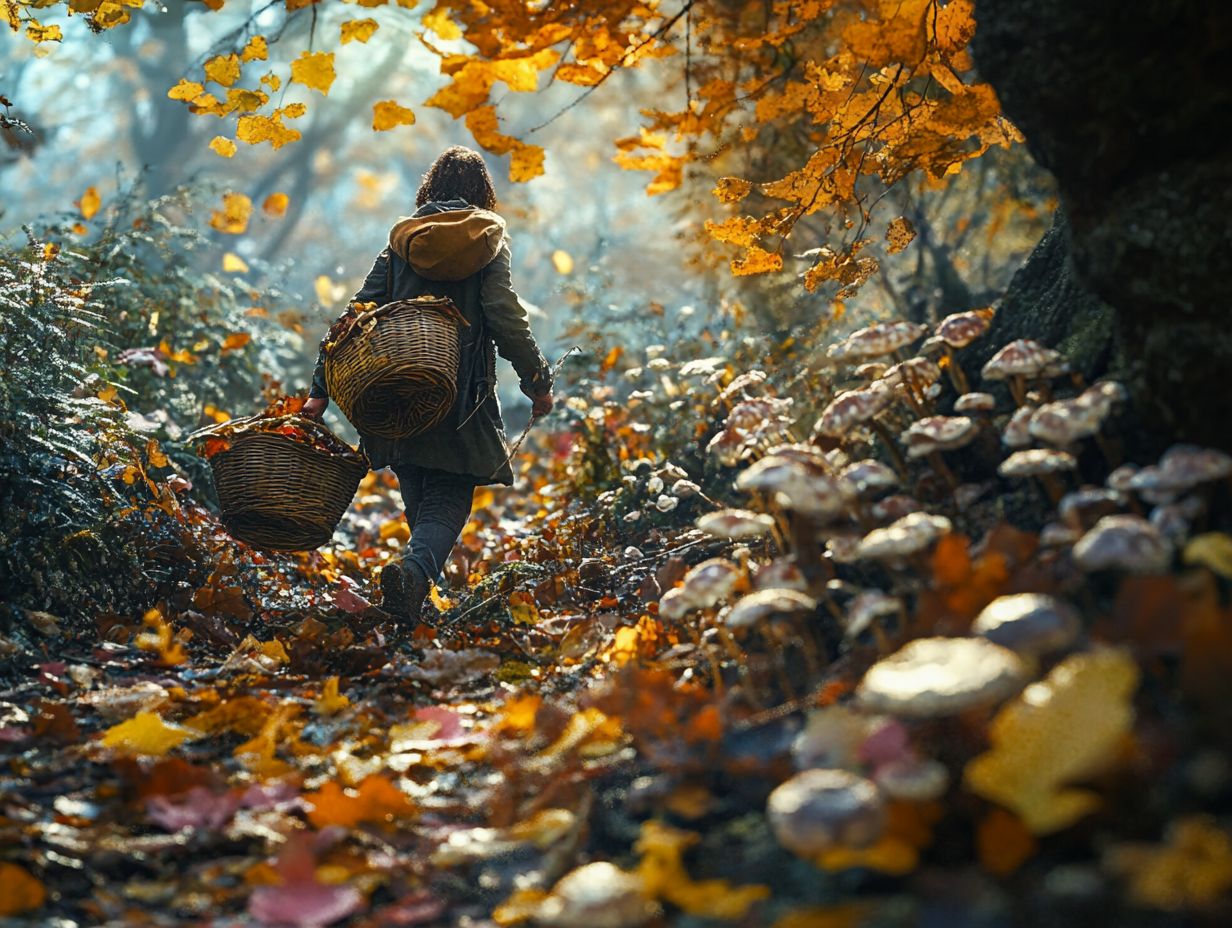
[971,0,1232,451]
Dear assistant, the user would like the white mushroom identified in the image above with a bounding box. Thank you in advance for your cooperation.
[856,636,1028,717]
[696,509,776,540]
[766,769,886,855]
[724,588,817,628]
[856,512,952,561]
[1072,514,1172,573]
[971,593,1081,656]
[535,862,656,928]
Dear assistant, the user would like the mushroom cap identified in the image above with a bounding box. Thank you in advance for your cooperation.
[827,321,929,361]
[752,558,810,593]
[856,636,1029,717]
[680,557,743,606]
[1028,399,1104,447]
[954,392,997,414]
[998,448,1078,477]
[853,362,889,381]
[869,494,924,523]
[792,706,873,771]
[1002,406,1034,448]
[936,310,993,348]
[845,590,902,640]
[725,588,818,628]
[1058,487,1122,530]
[678,357,726,378]
[814,385,894,437]
[857,511,952,560]
[762,442,831,469]
[737,455,848,519]
[879,357,942,392]
[717,369,769,403]
[1149,444,1232,493]
[696,509,776,539]
[1106,463,1140,492]
[1072,514,1172,573]
[971,593,1082,656]
[981,339,1066,381]
[840,459,900,497]
[873,756,951,802]
[766,769,887,856]
[900,415,977,459]
[536,861,656,928]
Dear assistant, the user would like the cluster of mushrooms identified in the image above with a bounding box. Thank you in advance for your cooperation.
[643,312,1232,869]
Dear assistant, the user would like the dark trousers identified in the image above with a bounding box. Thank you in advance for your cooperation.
[389,463,477,582]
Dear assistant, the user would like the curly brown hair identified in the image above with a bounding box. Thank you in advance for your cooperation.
[415,146,498,210]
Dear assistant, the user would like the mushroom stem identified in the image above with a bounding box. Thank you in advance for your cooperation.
[1036,472,1065,506]
[1093,432,1121,470]
[869,419,910,482]
[926,450,959,491]
[1007,375,1027,407]
[943,347,971,395]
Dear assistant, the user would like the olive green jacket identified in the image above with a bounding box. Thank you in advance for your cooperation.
[309,199,552,485]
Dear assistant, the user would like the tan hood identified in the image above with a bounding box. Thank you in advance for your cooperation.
[389,208,506,281]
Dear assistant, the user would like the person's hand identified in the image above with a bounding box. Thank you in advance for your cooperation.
[302,396,328,419]
[521,383,554,418]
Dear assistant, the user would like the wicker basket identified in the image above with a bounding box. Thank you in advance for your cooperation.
[324,297,468,439]
[208,416,368,551]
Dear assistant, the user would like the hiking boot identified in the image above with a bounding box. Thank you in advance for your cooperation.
[379,562,429,624]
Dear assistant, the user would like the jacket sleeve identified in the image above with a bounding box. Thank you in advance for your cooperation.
[309,250,392,399]
[480,240,552,395]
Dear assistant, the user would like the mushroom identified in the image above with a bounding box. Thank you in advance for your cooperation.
[954,391,997,414]
[826,320,929,364]
[971,593,1081,657]
[535,861,656,928]
[1028,397,1108,449]
[856,512,952,563]
[1002,405,1034,449]
[934,309,994,393]
[1072,514,1172,573]
[659,558,743,620]
[766,769,887,856]
[1058,486,1122,530]
[736,454,848,521]
[792,706,873,770]
[840,459,900,498]
[878,357,942,414]
[752,558,810,593]
[724,588,817,629]
[998,448,1078,504]
[813,385,905,479]
[873,756,950,802]
[900,415,978,488]
[696,509,777,540]
[855,636,1029,717]
[981,339,1067,406]
[844,589,903,650]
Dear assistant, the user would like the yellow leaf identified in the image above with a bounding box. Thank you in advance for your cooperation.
[508,591,539,626]
[42,242,60,261]
[0,863,46,917]
[77,186,101,220]
[290,50,336,95]
[550,250,573,275]
[237,113,301,149]
[96,384,118,405]
[510,143,545,183]
[314,676,350,715]
[1183,533,1232,579]
[1107,816,1232,910]
[26,21,62,43]
[422,7,461,40]
[964,648,1139,834]
[257,637,289,664]
[263,192,289,217]
[636,820,769,918]
[102,711,197,756]
[886,216,917,254]
[731,245,782,276]
[145,439,170,468]
[209,136,237,158]
[209,192,252,235]
[372,99,416,131]
[340,18,379,44]
[204,52,241,88]
[260,71,281,91]
[222,252,248,273]
[225,87,268,114]
[240,34,268,62]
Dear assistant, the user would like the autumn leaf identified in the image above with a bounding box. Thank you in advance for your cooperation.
[964,649,1139,834]
[263,192,290,216]
[313,676,350,716]
[510,143,545,183]
[240,34,268,62]
[209,192,252,235]
[26,21,62,44]
[1106,816,1232,910]
[237,113,301,149]
[102,712,198,756]
[372,100,416,131]
[77,186,101,220]
[305,774,414,829]
[209,136,237,158]
[636,820,770,918]
[290,51,335,95]
[340,18,379,44]
[0,863,46,917]
[222,252,249,273]
[221,332,252,351]
[886,217,917,254]
[551,250,574,274]
[203,53,241,88]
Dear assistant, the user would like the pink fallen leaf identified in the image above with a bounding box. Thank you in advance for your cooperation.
[249,833,364,928]
[370,890,447,925]
[332,576,370,614]
[147,785,241,832]
[858,718,910,767]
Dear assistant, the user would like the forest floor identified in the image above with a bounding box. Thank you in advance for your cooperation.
[4,384,1232,928]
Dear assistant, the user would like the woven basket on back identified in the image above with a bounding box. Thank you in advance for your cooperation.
[324,296,468,440]
[208,415,368,551]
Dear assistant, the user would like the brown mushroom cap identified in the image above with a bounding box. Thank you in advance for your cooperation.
[936,310,993,348]
[696,509,777,539]
[766,769,887,856]
[840,459,900,497]
[856,636,1029,717]
[955,392,997,414]
[725,588,818,628]
[878,357,942,392]
[1072,514,1172,573]
[971,593,1082,656]
[536,861,656,928]
[827,321,929,362]
[1002,406,1034,448]
[900,415,978,459]
[998,448,1078,478]
[873,756,950,802]
[814,385,894,437]
[1028,397,1107,447]
[981,339,1066,381]
[856,511,952,560]
[845,589,902,640]
[737,454,848,519]
[753,558,810,592]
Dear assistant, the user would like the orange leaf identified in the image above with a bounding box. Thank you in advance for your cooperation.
[221,332,252,352]
[305,775,413,829]
[0,863,46,917]
[977,808,1036,876]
